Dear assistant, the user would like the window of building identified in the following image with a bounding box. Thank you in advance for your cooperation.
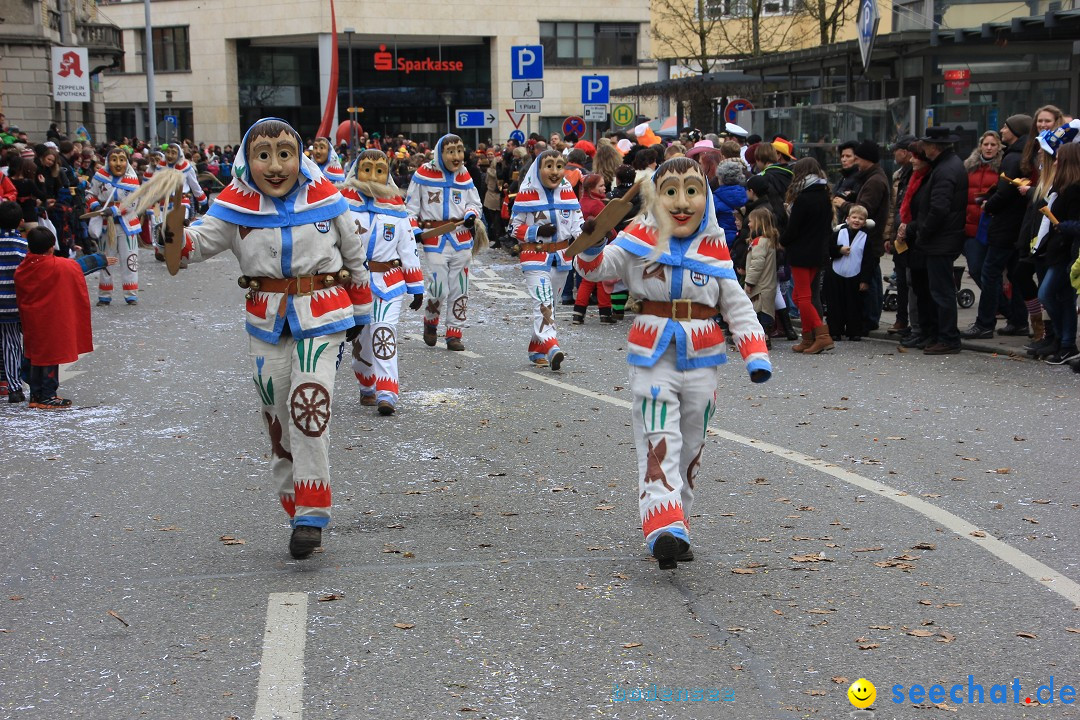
[539,22,638,67]
[703,0,798,18]
[136,26,190,72]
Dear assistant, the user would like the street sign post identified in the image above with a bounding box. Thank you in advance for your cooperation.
[456,109,497,129]
[583,105,607,122]
[723,98,753,124]
[611,103,636,127]
[515,100,541,114]
[857,0,880,71]
[510,45,544,80]
[581,75,610,104]
[509,130,526,144]
[562,116,586,138]
[511,80,543,99]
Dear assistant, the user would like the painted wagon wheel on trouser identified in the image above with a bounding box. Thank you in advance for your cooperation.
[372,326,396,360]
[289,382,331,437]
[126,253,138,273]
[452,296,467,322]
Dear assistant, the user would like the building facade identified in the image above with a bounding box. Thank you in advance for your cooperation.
[93,0,654,146]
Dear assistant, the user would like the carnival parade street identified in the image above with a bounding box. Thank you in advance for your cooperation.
[1,245,1077,719]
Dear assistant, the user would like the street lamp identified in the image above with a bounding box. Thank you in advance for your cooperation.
[344,27,356,158]
[441,90,454,136]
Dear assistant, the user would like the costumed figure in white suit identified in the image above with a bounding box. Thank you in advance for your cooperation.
[86,147,142,305]
[573,157,772,569]
[169,117,373,559]
[147,143,206,261]
[341,149,424,415]
[405,133,486,351]
[311,137,346,184]
[507,150,584,369]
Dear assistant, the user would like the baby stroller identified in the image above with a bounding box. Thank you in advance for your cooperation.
[883,266,975,311]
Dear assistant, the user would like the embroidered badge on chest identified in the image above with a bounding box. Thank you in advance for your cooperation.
[314,220,331,234]
[427,190,441,204]
[561,209,571,219]
[690,271,710,287]
[383,225,395,242]
[452,190,462,204]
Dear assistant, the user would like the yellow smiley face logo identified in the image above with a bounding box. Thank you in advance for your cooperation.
[848,678,876,709]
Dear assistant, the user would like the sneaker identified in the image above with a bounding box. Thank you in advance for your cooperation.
[360,394,377,407]
[446,338,465,351]
[8,389,25,403]
[32,396,73,409]
[652,531,691,570]
[997,322,1029,336]
[1045,348,1079,366]
[959,324,993,340]
[289,525,321,559]
[377,400,396,416]
[923,343,961,355]
[125,296,138,305]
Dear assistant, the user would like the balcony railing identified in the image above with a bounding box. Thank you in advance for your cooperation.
[75,21,124,57]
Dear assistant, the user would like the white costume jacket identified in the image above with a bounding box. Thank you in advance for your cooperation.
[341,188,423,300]
[405,137,483,253]
[86,166,142,237]
[508,168,583,273]
[146,144,207,205]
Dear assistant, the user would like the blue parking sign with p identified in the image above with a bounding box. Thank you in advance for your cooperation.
[581,76,609,104]
[511,45,544,80]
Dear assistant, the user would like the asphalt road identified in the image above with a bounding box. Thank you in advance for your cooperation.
[1,245,1078,720]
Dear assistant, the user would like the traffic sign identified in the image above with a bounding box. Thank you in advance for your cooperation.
[509,130,526,144]
[456,109,497,129]
[581,75,610,104]
[611,103,635,127]
[512,80,544,99]
[505,109,525,128]
[164,115,178,126]
[562,116,586,138]
[583,105,607,122]
[723,98,753,124]
[515,99,542,114]
[510,45,544,80]
[857,0,880,70]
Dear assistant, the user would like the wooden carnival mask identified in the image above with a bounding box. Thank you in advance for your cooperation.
[312,138,331,165]
[441,140,465,174]
[249,131,301,198]
[539,154,566,190]
[656,165,707,238]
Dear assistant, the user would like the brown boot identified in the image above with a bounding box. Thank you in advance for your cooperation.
[792,328,812,353]
[1029,313,1045,342]
[423,323,437,347]
[446,337,465,351]
[804,326,835,354]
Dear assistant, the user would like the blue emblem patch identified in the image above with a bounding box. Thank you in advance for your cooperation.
[452,190,462,204]
[314,220,331,234]
[562,210,571,219]
[690,271,710,286]
[383,225,395,242]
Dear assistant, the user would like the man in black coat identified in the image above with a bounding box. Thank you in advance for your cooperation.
[850,140,892,332]
[962,114,1032,338]
[915,126,968,354]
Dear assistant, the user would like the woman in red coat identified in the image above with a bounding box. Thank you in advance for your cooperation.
[962,131,1002,289]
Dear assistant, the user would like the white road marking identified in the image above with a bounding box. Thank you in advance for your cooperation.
[518,371,1080,607]
[253,591,308,720]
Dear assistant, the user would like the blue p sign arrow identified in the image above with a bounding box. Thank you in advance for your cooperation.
[581,76,609,104]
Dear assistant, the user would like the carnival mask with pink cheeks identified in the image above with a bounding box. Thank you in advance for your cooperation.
[108,152,128,177]
[539,155,566,190]
[355,156,389,184]
[312,139,331,165]
[441,141,465,174]
[165,145,179,164]
[657,168,707,237]
[249,131,300,197]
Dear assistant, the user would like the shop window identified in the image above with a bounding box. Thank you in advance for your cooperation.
[136,26,190,72]
[539,22,638,67]
[701,0,798,18]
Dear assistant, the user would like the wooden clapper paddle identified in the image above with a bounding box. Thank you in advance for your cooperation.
[163,186,187,276]
[564,181,642,258]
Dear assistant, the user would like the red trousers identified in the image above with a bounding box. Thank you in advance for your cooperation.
[791,265,823,331]
[575,279,611,308]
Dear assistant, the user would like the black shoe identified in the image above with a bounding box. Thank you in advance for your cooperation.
[923,342,962,355]
[900,334,929,349]
[997,322,1029,336]
[377,400,396,415]
[678,547,695,562]
[1046,348,1079,366]
[1069,355,1080,373]
[599,314,616,324]
[549,351,564,372]
[8,389,25,403]
[289,526,322,559]
[1025,336,1057,355]
[959,324,993,340]
[652,532,691,570]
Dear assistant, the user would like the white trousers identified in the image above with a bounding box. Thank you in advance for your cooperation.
[423,248,470,340]
[351,294,404,405]
[97,222,139,301]
[523,267,568,361]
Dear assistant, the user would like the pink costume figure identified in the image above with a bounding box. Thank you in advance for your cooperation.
[405,133,484,351]
[174,117,372,559]
[85,147,142,305]
[340,149,424,415]
[574,157,772,569]
[507,150,584,370]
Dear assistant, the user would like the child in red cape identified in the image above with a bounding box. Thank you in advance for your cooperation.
[14,227,104,408]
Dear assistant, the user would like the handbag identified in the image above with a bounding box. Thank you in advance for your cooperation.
[500,193,510,221]
[975,212,991,246]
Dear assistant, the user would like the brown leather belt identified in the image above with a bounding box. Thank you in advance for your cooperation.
[367,259,401,272]
[519,240,570,253]
[419,218,462,229]
[639,299,718,321]
[238,270,350,317]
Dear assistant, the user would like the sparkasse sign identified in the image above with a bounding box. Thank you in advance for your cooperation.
[374,45,463,74]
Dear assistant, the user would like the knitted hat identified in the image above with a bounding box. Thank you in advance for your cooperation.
[1004,114,1033,139]
[746,174,770,195]
[853,140,880,164]
[771,137,794,159]
[20,147,35,160]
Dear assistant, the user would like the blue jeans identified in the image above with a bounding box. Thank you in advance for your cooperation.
[963,236,988,289]
[976,245,1027,329]
[1037,263,1077,349]
[926,255,960,345]
[28,364,59,400]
